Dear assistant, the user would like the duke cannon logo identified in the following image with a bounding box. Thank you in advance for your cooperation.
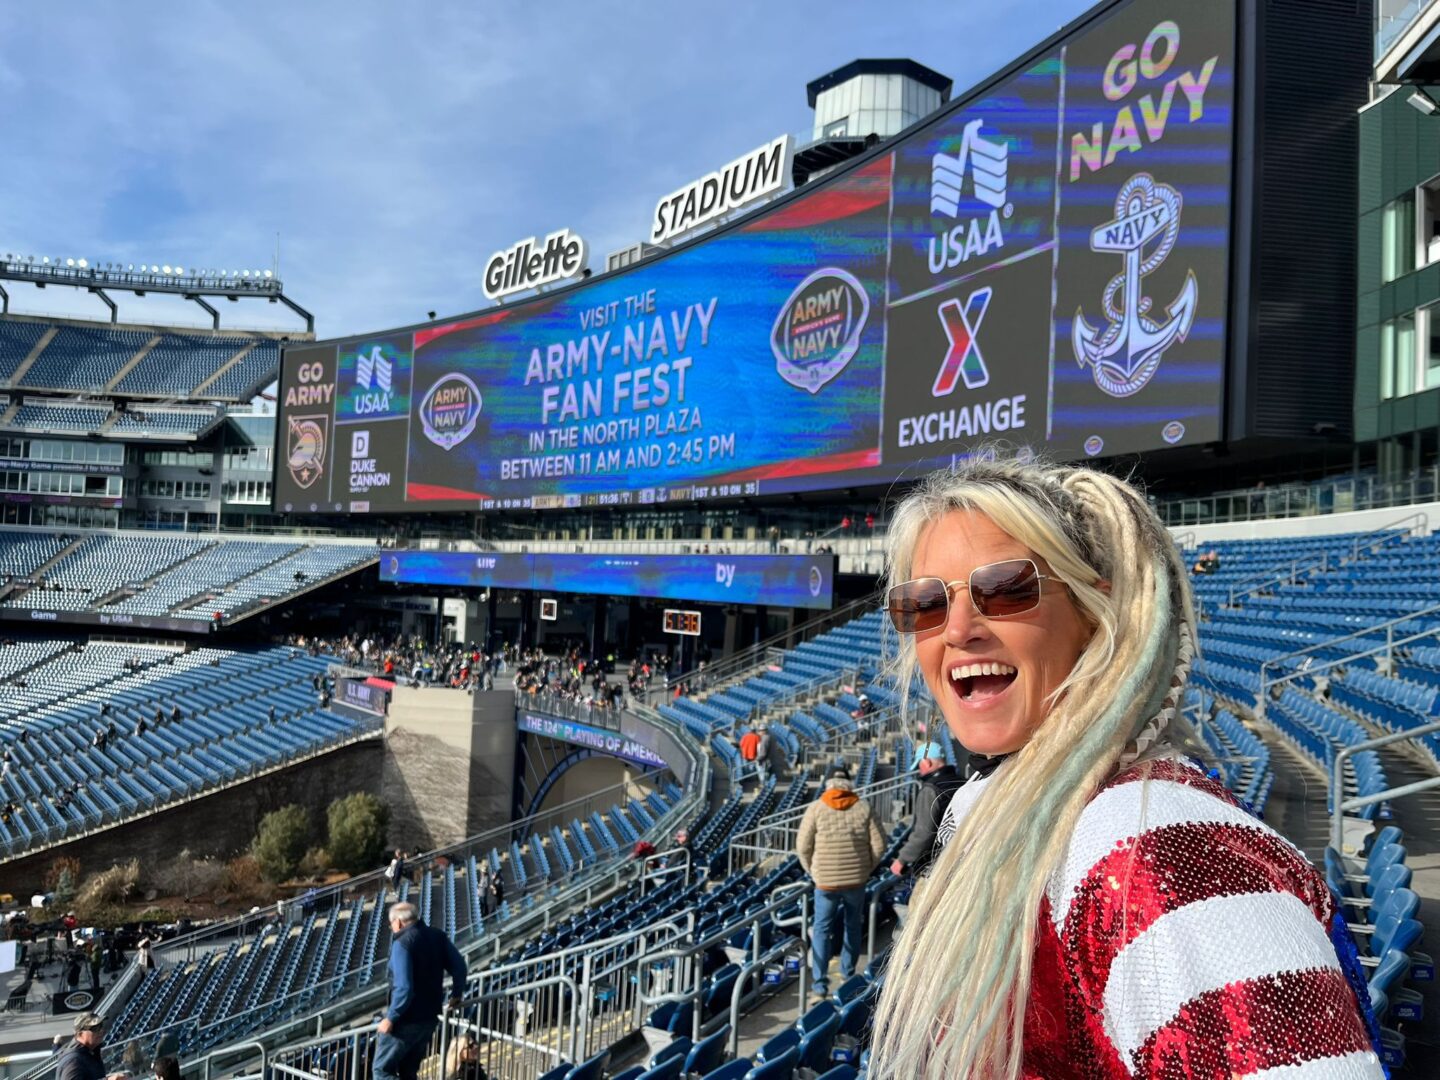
[771,268,869,395]
[928,118,1012,275]
[420,374,482,450]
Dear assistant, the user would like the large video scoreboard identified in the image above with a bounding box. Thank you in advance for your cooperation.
[276,0,1235,515]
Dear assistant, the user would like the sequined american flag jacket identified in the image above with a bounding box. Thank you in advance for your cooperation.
[940,757,1384,1079]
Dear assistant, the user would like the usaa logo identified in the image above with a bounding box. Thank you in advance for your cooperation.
[771,268,869,395]
[420,373,482,450]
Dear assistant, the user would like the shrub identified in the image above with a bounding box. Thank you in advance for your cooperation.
[298,847,332,880]
[221,855,269,902]
[253,805,310,883]
[151,850,225,901]
[54,866,78,906]
[135,907,181,924]
[326,793,390,875]
[44,856,81,893]
[75,860,139,916]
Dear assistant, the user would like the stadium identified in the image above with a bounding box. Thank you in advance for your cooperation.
[0,0,1436,1075]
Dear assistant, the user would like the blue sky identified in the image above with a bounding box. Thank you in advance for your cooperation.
[1,0,1092,340]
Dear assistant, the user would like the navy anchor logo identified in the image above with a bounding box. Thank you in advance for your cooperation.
[1073,173,1197,398]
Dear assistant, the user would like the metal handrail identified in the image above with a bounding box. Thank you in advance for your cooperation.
[666,594,879,694]
[1256,622,1440,718]
[1225,512,1424,607]
[1330,721,1440,852]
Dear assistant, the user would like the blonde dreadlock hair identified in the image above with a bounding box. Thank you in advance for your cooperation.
[869,456,1196,1079]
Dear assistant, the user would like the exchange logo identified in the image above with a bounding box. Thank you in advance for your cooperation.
[286,415,327,489]
[420,373,482,450]
[1073,173,1198,398]
[771,268,870,395]
[933,286,993,396]
[928,118,1012,275]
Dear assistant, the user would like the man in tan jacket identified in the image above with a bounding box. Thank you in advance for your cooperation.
[796,771,886,998]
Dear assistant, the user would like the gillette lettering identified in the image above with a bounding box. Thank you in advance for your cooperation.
[715,563,736,587]
[1069,20,1219,181]
[928,119,1011,275]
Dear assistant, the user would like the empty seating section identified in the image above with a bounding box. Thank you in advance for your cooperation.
[109,408,219,437]
[0,533,373,622]
[205,340,280,400]
[115,334,253,396]
[6,534,208,611]
[21,325,150,390]
[106,541,298,617]
[0,530,67,578]
[0,320,50,381]
[6,401,112,433]
[0,645,375,858]
[104,781,686,1054]
[183,545,377,620]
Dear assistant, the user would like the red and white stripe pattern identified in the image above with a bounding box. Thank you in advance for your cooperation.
[1026,758,1381,1079]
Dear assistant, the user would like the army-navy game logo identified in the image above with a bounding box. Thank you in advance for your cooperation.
[1162,420,1186,444]
[420,373,482,450]
[1073,173,1197,398]
[286,415,328,489]
[771,268,869,395]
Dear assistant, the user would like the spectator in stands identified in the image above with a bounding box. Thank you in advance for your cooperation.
[151,1057,180,1080]
[87,938,102,991]
[374,900,466,1080]
[890,742,962,883]
[136,936,156,971]
[56,1014,121,1080]
[795,771,885,999]
[867,457,1380,1077]
[384,850,407,889]
[488,870,504,914]
[477,862,493,916]
[754,723,772,777]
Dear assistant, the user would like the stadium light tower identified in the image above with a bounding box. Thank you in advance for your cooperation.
[0,252,313,331]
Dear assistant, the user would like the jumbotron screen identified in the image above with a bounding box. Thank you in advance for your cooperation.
[276,0,1234,514]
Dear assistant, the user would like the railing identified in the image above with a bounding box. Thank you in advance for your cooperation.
[1377,0,1440,59]
[1156,468,1440,528]
[727,773,917,876]
[1256,621,1440,721]
[1257,601,1440,704]
[1225,512,1424,607]
[1331,722,1440,852]
[665,594,879,699]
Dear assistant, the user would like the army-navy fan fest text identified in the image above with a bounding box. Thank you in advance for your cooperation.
[277,0,1234,515]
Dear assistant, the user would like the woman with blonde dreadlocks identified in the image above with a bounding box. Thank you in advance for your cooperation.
[870,459,1381,1079]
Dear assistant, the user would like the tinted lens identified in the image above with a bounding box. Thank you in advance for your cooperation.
[886,577,949,634]
[970,559,1041,617]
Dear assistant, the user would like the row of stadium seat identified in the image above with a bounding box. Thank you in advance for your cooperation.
[0,318,279,401]
[0,530,375,621]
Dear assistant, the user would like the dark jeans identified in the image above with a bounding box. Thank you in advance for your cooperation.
[372,1019,436,1080]
[811,886,865,994]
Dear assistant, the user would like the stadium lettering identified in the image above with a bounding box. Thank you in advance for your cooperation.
[483,228,588,300]
[1069,20,1218,181]
[351,390,391,414]
[897,394,1027,447]
[651,135,793,244]
[284,383,334,407]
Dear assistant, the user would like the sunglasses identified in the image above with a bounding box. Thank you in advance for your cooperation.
[886,558,1056,633]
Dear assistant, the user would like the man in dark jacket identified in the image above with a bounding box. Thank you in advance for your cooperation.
[57,1014,123,1080]
[891,742,965,879]
[374,901,467,1080]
